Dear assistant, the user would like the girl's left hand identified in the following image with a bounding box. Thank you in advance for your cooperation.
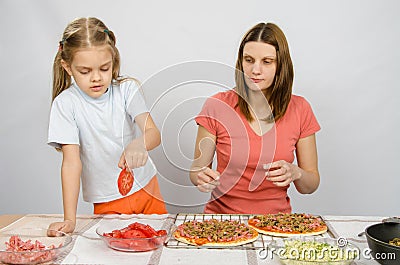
[48,220,75,235]
[263,160,302,186]
[118,139,148,170]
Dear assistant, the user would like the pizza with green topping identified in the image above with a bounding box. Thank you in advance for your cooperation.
[248,213,327,237]
[173,219,259,246]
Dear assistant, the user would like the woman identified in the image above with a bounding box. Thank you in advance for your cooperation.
[190,22,320,214]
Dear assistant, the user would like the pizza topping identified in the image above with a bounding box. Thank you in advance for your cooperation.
[176,219,257,245]
[0,235,60,264]
[389,237,400,247]
[4,235,58,251]
[251,213,326,234]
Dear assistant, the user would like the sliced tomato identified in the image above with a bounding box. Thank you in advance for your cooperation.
[121,229,147,239]
[128,222,147,230]
[142,225,157,236]
[117,168,134,196]
[156,230,167,236]
[103,229,123,238]
[128,222,157,237]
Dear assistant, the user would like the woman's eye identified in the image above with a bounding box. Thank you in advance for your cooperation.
[80,71,89,75]
[101,68,110,72]
[244,58,253,63]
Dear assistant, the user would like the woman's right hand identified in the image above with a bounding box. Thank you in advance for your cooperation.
[47,220,75,236]
[196,167,220,192]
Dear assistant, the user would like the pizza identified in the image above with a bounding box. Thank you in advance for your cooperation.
[248,213,327,237]
[173,219,259,246]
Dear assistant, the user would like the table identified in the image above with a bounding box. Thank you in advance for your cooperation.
[0,215,23,229]
[0,214,386,265]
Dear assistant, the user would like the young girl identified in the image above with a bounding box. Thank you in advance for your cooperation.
[190,22,320,214]
[48,17,167,234]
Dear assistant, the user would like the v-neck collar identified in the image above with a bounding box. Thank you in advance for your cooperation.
[237,109,276,138]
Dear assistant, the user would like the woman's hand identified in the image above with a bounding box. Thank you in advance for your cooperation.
[196,167,221,192]
[47,220,75,236]
[264,160,301,187]
[118,139,148,170]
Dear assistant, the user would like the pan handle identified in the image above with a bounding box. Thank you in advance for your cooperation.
[357,216,400,237]
[382,217,400,224]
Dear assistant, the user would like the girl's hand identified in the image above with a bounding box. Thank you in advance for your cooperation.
[264,160,301,187]
[118,139,148,170]
[196,167,221,192]
[47,220,75,236]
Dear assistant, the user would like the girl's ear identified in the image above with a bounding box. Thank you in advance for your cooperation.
[61,59,73,76]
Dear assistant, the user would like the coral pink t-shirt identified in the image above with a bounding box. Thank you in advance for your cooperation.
[195,90,320,214]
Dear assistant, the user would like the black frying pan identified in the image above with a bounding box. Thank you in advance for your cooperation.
[365,222,400,265]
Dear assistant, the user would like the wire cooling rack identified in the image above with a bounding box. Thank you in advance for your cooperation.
[164,213,335,250]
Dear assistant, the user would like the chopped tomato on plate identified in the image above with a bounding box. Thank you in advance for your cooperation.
[103,230,123,238]
[102,222,168,251]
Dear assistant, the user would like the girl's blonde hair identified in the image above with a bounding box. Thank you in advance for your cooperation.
[235,22,294,122]
[52,17,126,101]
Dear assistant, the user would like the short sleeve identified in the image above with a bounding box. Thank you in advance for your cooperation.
[47,96,79,149]
[299,98,321,138]
[195,96,220,136]
[126,82,149,121]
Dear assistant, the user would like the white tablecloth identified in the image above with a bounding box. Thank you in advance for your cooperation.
[1,214,388,265]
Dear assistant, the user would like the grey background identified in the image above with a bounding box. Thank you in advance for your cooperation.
[0,0,399,216]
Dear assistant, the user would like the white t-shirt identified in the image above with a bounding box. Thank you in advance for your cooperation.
[48,79,157,203]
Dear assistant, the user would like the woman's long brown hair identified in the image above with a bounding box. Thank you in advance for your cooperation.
[235,22,294,122]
